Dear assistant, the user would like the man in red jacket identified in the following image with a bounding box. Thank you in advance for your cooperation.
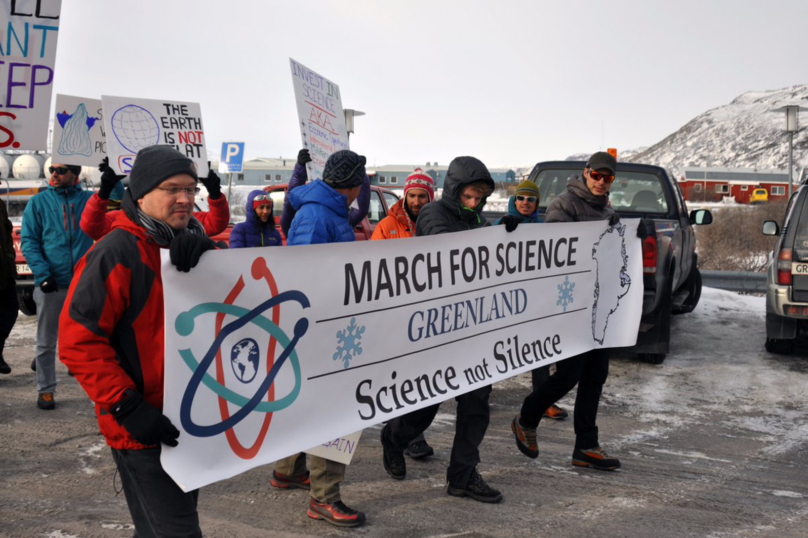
[59,146,217,536]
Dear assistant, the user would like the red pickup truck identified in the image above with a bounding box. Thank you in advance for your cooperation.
[13,184,400,315]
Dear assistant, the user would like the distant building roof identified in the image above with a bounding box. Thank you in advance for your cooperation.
[682,166,796,184]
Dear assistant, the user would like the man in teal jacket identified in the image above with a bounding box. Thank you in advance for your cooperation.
[21,163,93,410]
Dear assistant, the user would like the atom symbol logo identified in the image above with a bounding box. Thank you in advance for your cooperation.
[175,257,310,459]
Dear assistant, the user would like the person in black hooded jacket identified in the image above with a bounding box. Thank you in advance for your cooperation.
[380,156,506,504]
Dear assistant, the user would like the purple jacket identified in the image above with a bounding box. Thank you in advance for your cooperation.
[280,163,370,237]
[229,190,283,249]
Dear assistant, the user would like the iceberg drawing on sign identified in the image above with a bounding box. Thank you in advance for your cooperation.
[591,223,632,344]
[56,104,99,158]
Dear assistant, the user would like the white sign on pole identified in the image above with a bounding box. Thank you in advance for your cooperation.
[160,220,643,492]
[101,95,209,176]
[51,95,106,167]
[289,58,349,181]
[0,0,62,151]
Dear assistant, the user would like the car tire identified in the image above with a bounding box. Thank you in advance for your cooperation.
[765,337,793,355]
[17,288,36,316]
[638,352,667,364]
[672,267,702,315]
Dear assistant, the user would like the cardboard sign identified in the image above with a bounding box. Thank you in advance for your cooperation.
[160,220,644,491]
[102,95,208,176]
[0,0,62,150]
[304,430,362,465]
[51,95,105,167]
[289,59,349,180]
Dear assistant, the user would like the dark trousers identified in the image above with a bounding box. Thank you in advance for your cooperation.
[0,283,18,358]
[531,363,550,390]
[111,448,201,538]
[385,384,491,487]
[520,349,610,449]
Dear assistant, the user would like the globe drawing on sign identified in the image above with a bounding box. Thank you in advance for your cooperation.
[230,338,260,384]
[111,105,160,154]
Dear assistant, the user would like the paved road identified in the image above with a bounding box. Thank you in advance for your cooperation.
[1,288,807,537]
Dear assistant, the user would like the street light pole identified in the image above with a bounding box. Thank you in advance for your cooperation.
[773,105,805,200]
[344,109,365,142]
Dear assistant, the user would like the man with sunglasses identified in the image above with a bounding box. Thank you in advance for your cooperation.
[21,162,94,409]
[59,146,217,536]
[511,151,624,471]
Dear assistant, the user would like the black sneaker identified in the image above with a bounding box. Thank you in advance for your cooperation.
[307,498,366,527]
[381,425,406,480]
[37,392,55,410]
[572,447,621,471]
[447,468,503,503]
[0,356,10,374]
[404,438,434,459]
[30,358,36,372]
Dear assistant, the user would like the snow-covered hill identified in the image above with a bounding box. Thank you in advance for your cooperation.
[567,85,808,178]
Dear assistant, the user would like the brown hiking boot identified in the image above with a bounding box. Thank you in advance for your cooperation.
[307,498,366,527]
[37,392,55,410]
[543,403,569,420]
[270,470,310,490]
[511,415,538,459]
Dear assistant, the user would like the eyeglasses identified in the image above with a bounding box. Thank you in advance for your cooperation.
[516,195,537,203]
[588,169,615,184]
[156,186,201,197]
[49,166,71,175]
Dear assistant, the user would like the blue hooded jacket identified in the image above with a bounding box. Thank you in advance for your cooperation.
[21,184,94,287]
[493,195,544,226]
[286,180,355,246]
[229,190,283,249]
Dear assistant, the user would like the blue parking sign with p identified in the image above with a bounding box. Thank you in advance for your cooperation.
[219,142,245,173]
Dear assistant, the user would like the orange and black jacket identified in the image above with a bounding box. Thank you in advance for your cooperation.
[59,210,168,450]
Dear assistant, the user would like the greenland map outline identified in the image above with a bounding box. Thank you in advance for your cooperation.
[591,224,632,344]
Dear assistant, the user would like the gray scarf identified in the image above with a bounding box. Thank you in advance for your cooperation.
[122,190,205,246]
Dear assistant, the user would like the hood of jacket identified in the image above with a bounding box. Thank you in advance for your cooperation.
[440,157,496,218]
[288,179,349,219]
[506,195,542,223]
[245,189,274,229]
[567,175,609,209]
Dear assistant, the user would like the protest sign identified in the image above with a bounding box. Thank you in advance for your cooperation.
[289,58,349,180]
[101,95,209,176]
[161,220,643,491]
[0,0,62,150]
[304,430,362,465]
[51,94,105,167]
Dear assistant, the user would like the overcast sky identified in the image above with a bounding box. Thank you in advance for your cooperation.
[54,0,808,168]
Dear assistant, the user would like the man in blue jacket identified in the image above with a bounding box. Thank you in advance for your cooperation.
[21,163,93,409]
[276,150,366,528]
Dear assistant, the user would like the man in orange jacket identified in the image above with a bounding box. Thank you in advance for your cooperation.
[371,169,437,459]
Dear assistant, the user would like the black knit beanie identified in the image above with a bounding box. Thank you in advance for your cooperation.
[322,150,366,189]
[128,145,198,200]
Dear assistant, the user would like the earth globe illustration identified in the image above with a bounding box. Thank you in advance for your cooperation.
[230,338,260,384]
[111,105,160,154]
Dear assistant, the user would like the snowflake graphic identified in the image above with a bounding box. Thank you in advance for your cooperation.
[557,276,575,312]
[333,317,365,369]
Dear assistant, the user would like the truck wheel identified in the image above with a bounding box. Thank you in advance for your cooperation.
[17,288,36,316]
[765,337,793,355]
[638,352,666,364]
[672,267,702,315]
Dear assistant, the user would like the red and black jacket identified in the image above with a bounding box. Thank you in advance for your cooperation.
[59,210,167,450]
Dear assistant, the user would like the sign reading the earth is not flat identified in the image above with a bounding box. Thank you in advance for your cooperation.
[101,95,209,176]
[0,0,62,151]
[51,95,106,167]
[160,219,644,492]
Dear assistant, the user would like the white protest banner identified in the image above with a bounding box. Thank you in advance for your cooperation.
[51,94,105,166]
[101,95,208,176]
[0,0,62,150]
[289,58,349,180]
[161,220,643,491]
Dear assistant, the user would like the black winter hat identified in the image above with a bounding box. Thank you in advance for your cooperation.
[128,145,198,200]
[587,151,617,174]
[322,150,366,189]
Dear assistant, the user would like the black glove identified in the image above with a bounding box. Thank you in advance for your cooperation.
[169,233,215,273]
[297,148,312,166]
[39,278,58,294]
[501,215,520,233]
[200,163,222,200]
[608,213,620,227]
[110,390,180,447]
[637,219,651,240]
[97,157,125,200]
